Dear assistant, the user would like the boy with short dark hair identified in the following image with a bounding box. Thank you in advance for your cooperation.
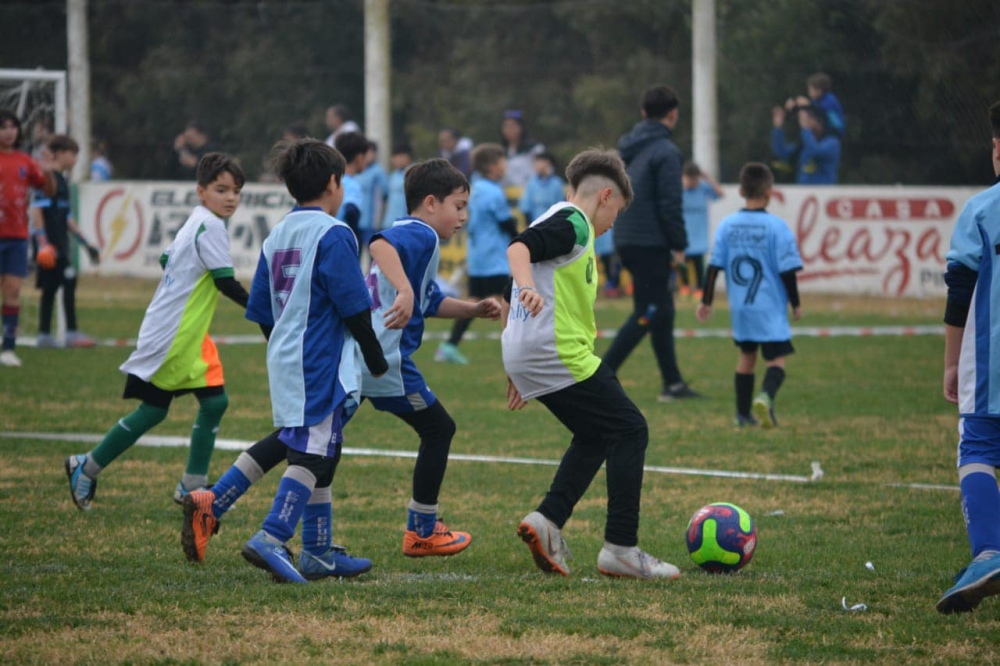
[696,162,802,428]
[238,138,387,583]
[936,101,1000,614]
[334,131,370,245]
[805,72,845,138]
[31,134,101,348]
[182,158,499,567]
[437,143,514,364]
[65,153,251,510]
[504,148,680,580]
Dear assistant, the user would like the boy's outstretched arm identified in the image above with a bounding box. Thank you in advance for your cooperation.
[434,296,501,320]
[369,238,413,330]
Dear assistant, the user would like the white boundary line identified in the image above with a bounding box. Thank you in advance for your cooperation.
[0,430,957,490]
[14,325,945,348]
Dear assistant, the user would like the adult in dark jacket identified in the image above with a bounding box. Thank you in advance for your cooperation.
[603,84,700,401]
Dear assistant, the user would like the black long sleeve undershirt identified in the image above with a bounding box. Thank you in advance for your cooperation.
[214,276,250,308]
[700,266,800,308]
[944,261,977,327]
[344,309,389,376]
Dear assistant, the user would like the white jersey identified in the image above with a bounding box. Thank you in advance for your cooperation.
[120,206,235,389]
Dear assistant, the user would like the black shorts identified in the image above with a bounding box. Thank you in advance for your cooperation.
[733,339,795,361]
[468,275,508,299]
[122,373,225,409]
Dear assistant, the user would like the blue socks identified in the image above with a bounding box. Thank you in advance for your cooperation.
[407,499,438,538]
[210,452,264,519]
[262,467,315,544]
[302,487,332,556]
[960,468,1000,557]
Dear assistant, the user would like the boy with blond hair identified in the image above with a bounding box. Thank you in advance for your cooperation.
[504,148,681,580]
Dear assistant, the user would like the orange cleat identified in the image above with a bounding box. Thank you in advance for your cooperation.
[403,520,472,557]
[181,489,219,563]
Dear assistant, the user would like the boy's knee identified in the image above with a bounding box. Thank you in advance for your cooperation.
[137,402,170,427]
[197,392,229,419]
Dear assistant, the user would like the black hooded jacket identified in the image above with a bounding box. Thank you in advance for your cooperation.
[613,119,687,252]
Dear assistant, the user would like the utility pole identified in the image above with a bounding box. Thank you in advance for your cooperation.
[692,0,719,179]
[67,0,91,181]
[364,0,391,171]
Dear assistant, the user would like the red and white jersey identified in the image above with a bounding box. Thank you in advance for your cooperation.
[0,150,47,239]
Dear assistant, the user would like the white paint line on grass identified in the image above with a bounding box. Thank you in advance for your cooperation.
[2,430,959,490]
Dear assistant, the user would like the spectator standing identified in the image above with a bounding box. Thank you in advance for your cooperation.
[771,104,841,185]
[438,127,473,177]
[90,138,113,182]
[324,104,360,147]
[500,109,545,189]
[354,140,390,250]
[170,120,217,181]
[603,84,700,402]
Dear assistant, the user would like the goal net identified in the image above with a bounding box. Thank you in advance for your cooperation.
[0,68,67,155]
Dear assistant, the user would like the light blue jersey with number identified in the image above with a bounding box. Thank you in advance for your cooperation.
[709,209,802,342]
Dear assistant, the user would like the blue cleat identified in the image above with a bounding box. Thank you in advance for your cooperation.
[241,530,307,584]
[936,552,1000,614]
[65,454,97,511]
[298,544,372,580]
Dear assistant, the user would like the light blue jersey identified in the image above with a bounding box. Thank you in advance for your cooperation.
[382,167,408,229]
[337,174,364,225]
[362,218,445,399]
[246,207,372,444]
[519,173,565,223]
[683,180,721,256]
[466,174,511,277]
[946,181,1000,417]
[709,209,802,342]
[354,162,389,232]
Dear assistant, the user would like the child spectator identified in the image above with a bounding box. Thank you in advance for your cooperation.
[936,101,1000,614]
[0,109,56,368]
[503,148,680,580]
[181,158,498,567]
[518,152,565,223]
[89,138,113,182]
[334,131,369,248]
[30,134,101,348]
[679,161,724,300]
[65,153,250,510]
[696,162,802,428]
[805,72,845,139]
[381,142,412,229]
[238,139,387,584]
[437,143,514,364]
[354,140,389,250]
[594,226,621,298]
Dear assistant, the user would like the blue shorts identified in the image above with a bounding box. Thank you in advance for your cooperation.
[279,402,348,458]
[957,416,1000,467]
[367,385,437,415]
[0,239,29,277]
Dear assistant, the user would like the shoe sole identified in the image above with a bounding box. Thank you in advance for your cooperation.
[64,457,92,511]
[240,545,304,584]
[301,562,373,581]
[517,522,569,576]
[936,569,1000,614]
[598,566,681,581]
[752,400,776,429]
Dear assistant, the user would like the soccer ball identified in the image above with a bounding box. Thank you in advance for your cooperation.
[685,502,757,573]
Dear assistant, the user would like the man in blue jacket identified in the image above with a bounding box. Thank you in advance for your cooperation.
[604,84,700,402]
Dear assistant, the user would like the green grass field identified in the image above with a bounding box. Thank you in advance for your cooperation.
[1,277,995,664]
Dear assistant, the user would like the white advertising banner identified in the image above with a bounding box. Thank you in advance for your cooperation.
[76,181,295,280]
[76,181,982,297]
[708,185,980,298]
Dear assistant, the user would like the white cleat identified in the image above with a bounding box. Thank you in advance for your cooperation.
[598,543,680,580]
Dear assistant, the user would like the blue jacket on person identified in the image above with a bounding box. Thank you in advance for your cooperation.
[771,127,841,185]
[613,119,687,252]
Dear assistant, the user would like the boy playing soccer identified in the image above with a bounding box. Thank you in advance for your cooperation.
[65,153,250,510]
[31,134,101,348]
[239,139,388,583]
[183,158,498,567]
[696,162,802,429]
[936,101,1000,614]
[504,148,680,580]
[437,143,515,364]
